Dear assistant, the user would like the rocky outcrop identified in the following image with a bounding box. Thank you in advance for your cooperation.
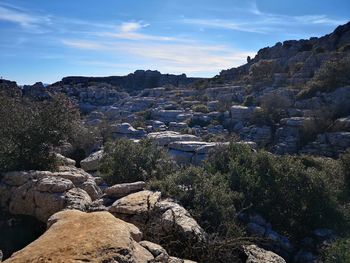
[148,131,201,146]
[219,22,350,83]
[4,210,197,263]
[4,210,150,263]
[0,79,22,97]
[109,190,206,243]
[80,150,103,172]
[111,122,147,139]
[52,70,203,92]
[301,132,350,157]
[151,109,186,123]
[168,141,228,165]
[0,166,102,222]
[231,106,261,123]
[105,181,146,199]
[244,245,286,263]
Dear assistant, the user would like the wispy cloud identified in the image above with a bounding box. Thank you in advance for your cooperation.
[183,1,347,34]
[62,38,253,75]
[182,18,267,33]
[0,4,52,33]
[96,21,179,41]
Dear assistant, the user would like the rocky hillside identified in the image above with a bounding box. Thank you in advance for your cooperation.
[1,22,350,263]
[52,70,204,93]
[218,21,350,86]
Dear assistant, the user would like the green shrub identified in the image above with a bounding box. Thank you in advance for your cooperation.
[297,56,350,99]
[150,166,241,234]
[99,139,174,184]
[0,93,80,172]
[206,143,348,240]
[321,238,350,263]
[192,104,209,113]
[243,95,255,106]
[249,59,283,83]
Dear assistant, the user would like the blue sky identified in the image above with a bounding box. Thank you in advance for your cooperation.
[0,0,349,84]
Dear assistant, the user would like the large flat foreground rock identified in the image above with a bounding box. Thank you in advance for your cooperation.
[4,210,152,263]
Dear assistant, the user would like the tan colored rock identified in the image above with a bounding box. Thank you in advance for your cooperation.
[109,191,206,244]
[109,190,161,215]
[52,166,88,185]
[157,199,206,241]
[105,181,146,198]
[139,240,169,262]
[54,153,76,166]
[0,170,94,222]
[80,150,103,172]
[80,178,102,200]
[168,257,197,263]
[4,210,153,263]
[244,245,286,263]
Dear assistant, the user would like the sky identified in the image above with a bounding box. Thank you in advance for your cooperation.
[0,0,349,85]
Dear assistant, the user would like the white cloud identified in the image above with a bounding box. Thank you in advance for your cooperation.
[182,18,266,33]
[61,38,253,75]
[120,21,148,32]
[0,6,39,27]
[97,21,179,41]
[183,1,347,33]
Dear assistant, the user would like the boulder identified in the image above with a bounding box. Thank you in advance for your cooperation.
[110,190,161,215]
[244,245,286,263]
[0,167,101,222]
[168,141,216,152]
[139,240,169,262]
[156,199,206,240]
[168,122,189,132]
[109,191,206,242]
[80,150,103,172]
[111,123,147,139]
[105,181,146,199]
[4,210,153,263]
[54,153,76,166]
[151,109,185,123]
[148,131,201,146]
[231,106,260,122]
[332,116,350,131]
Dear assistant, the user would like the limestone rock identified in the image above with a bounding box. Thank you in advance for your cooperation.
[54,153,76,166]
[139,240,169,261]
[156,199,206,241]
[109,190,161,215]
[148,131,200,146]
[109,191,206,243]
[0,168,98,222]
[4,210,153,263]
[105,181,146,198]
[111,122,147,139]
[231,106,260,122]
[244,245,286,263]
[80,150,103,172]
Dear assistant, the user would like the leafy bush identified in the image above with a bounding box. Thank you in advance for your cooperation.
[249,94,288,126]
[297,56,350,99]
[243,95,255,107]
[206,143,348,240]
[321,238,350,263]
[150,166,241,234]
[192,104,209,113]
[249,59,283,83]
[0,93,80,172]
[99,139,174,184]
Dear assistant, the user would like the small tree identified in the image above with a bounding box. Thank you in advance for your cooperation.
[0,93,80,172]
[99,139,175,184]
